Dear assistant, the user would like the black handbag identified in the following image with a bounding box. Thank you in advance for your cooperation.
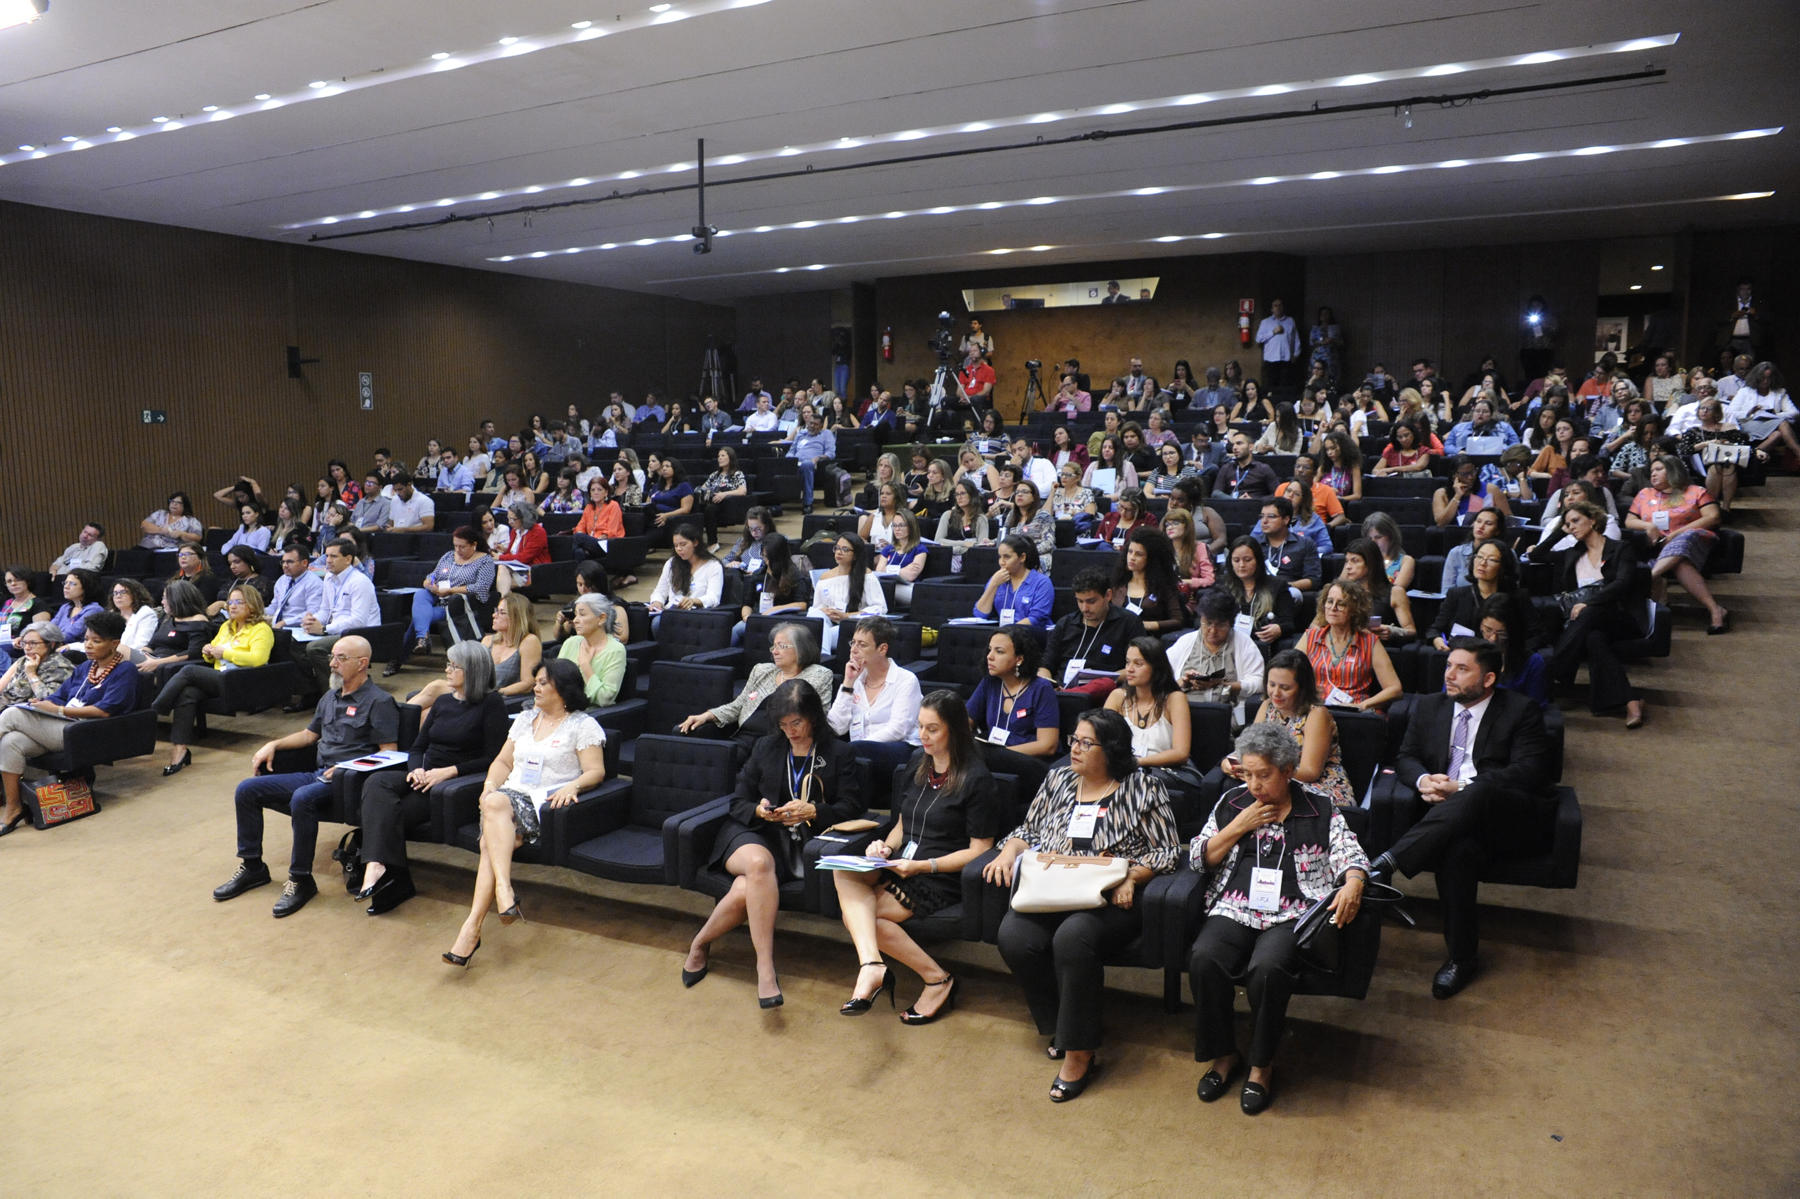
[331,828,364,896]
[1292,877,1407,973]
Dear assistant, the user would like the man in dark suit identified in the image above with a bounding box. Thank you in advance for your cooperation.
[1368,638,1552,998]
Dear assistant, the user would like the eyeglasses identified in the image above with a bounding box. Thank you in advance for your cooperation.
[1069,736,1101,751]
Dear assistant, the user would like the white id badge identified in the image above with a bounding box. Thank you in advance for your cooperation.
[1324,685,1357,707]
[902,840,919,859]
[1652,509,1670,532]
[1249,866,1283,913]
[1062,657,1087,686]
[1234,613,1254,637]
[1067,804,1101,841]
[986,726,1011,746]
[759,590,775,614]
[1124,601,1143,615]
[519,752,545,789]
[1000,607,1016,625]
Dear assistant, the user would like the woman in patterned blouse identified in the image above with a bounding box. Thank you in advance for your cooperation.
[1188,722,1368,1116]
[984,708,1179,1103]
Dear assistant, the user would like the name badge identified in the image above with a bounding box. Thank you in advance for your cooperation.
[999,607,1016,625]
[1062,657,1086,686]
[519,752,545,789]
[1324,685,1357,707]
[759,590,775,614]
[902,840,919,860]
[1249,866,1283,913]
[1234,613,1254,636]
[1652,509,1670,531]
[1124,601,1142,615]
[345,705,358,717]
[1067,803,1104,841]
[986,726,1011,746]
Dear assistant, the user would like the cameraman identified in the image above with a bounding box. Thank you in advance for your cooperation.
[960,318,993,360]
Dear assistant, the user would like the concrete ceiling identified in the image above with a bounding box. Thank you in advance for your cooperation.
[1,0,1794,303]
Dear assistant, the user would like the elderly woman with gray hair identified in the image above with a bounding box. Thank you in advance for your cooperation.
[0,622,73,705]
[1187,721,1370,1116]
[354,641,510,911]
[494,500,550,597]
[556,592,626,706]
[678,621,835,748]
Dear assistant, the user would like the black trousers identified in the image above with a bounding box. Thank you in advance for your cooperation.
[996,903,1142,1052]
[1189,915,1304,1068]
[1386,783,1552,962]
[359,769,433,869]
[153,663,226,743]
[978,743,1050,805]
[1261,359,1296,393]
[1550,605,1637,714]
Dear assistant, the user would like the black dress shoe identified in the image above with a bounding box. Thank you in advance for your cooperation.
[162,749,193,777]
[1432,957,1479,999]
[1240,1080,1275,1115]
[212,860,271,901]
[365,869,416,915]
[380,663,404,678]
[1197,1060,1242,1103]
[1049,1060,1100,1103]
[271,874,318,918]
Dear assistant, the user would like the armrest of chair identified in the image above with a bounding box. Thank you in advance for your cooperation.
[270,746,318,775]
[686,647,746,674]
[1139,860,1206,974]
[1548,786,1581,888]
[959,848,999,941]
[330,765,406,825]
[429,774,486,845]
[543,779,634,864]
[800,813,872,914]
[674,796,736,887]
[61,709,157,767]
[591,698,648,743]
[1364,769,1416,858]
[217,662,301,714]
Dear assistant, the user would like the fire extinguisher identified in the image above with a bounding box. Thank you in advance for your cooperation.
[882,326,894,362]
[1238,299,1254,346]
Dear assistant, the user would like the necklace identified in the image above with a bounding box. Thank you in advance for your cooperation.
[1323,628,1356,666]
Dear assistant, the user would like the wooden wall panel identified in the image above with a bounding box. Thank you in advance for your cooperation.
[733,289,836,393]
[0,201,733,565]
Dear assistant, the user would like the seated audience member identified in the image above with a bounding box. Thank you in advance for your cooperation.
[1626,455,1730,634]
[1430,540,1526,652]
[1477,594,1550,708]
[349,474,391,530]
[722,506,775,575]
[1677,394,1759,513]
[0,612,137,837]
[539,471,584,517]
[697,447,749,545]
[967,626,1062,796]
[1042,569,1145,696]
[972,534,1054,627]
[1230,379,1274,423]
[290,537,380,708]
[1167,588,1266,708]
[50,523,109,577]
[1111,528,1190,636]
[386,526,496,675]
[736,532,810,639]
[859,482,905,551]
[1443,395,1519,455]
[937,481,992,568]
[1161,508,1216,597]
[1253,403,1305,455]
[153,584,274,775]
[1273,471,1335,558]
[107,578,159,653]
[1432,457,1500,528]
[263,546,324,632]
[557,593,627,708]
[1214,433,1281,499]
[570,477,626,563]
[1000,480,1057,570]
[1317,431,1363,501]
[1252,497,1321,595]
[207,548,270,618]
[1082,434,1139,502]
[1049,462,1099,533]
[1106,637,1201,795]
[0,623,73,706]
[1439,508,1509,600]
[1367,639,1552,998]
[985,708,1179,1102]
[442,660,606,967]
[211,633,399,916]
[1361,512,1416,590]
[1726,361,1799,460]
[138,580,214,690]
[1535,499,1644,727]
[139,492,204,549]
[328,460,362,507]
[786,410,837,515]
[834,692,995,1021]
[494,501,550,597]
[683,680,856,1006]
[355,643,508,914]
[436,447,476,495]
[1285,453,1347,528]
[1339,538,1416,643]
[384,472,436,533]
[1096,488,1155,547]
[648,525,725,627]
[874,509,928,608]
[168,545,218,604]
[1215,649,1355,809]
[648,457,697,530]
[221,503,272,556]
[46,568,103,646]
[1189,721,1370,1115]
[811,533,887,655]
[1301,579,1404,711]
[828,616,924,790]
[1373,420,1432,475]
[680,622,835,751]
[1220,535,1296,649]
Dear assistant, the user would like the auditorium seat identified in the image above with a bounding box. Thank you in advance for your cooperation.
[564,736,738,886]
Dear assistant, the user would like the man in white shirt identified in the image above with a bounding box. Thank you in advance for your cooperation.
[1254,299,1301,392]
[743,393,779,435]
[1122,357,1160,404]
[384,474,436,533]
[50,523,109,577]
[265,547,325,631]
[1714,353,1752,403]
[289,537,381,707]
[828,617,922,803]
[1008,437,1057,496]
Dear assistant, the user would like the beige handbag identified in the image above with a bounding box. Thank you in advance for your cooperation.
[1011,852,1129,913]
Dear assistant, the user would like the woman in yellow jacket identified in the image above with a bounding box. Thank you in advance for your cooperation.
[152,584,274,775]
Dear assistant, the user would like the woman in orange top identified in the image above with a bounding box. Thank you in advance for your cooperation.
[1300,579,1403,711]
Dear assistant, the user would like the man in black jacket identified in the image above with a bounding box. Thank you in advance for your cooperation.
[1369,639,1552,998]
[1040,569,1145,697]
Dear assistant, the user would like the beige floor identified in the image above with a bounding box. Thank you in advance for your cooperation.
[2,489,1796,1197]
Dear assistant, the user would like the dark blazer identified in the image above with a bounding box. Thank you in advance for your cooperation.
[1430,585,1540,645]
[730,732,860,829]
[1548,537,1637,612]
[1395,687,1551,804]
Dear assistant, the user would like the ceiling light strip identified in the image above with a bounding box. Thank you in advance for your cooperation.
[482,126,1778,262]
[275,31,1680,231]
[0,0,774,170]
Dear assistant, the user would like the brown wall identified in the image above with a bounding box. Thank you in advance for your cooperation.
[0,201,733,566]
[733,289,835,394]
[874,253,1306,419]
[1683,225,1800,369]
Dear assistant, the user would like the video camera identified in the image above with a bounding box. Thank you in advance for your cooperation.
[927,311,957,362]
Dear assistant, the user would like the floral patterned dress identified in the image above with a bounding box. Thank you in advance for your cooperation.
[1265,707,1355,809]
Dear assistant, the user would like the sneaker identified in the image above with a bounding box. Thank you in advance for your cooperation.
[271,874,318,918]
[212,860,271,902]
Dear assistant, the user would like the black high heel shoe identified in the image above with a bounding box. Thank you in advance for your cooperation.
[441,939,481,968]
[759,978,784,1009]
[0,810,28,836]
[839,962,895,1015]
[1049,1059,1100,1103]
[352,868,386,902]
[498,898,525,925]
[162,748,192,777]
[899,975,958,1025]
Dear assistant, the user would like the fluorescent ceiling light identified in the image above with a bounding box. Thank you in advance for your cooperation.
[277,32,1691,230]
[0,0,48,32]
[477,129,1775,264]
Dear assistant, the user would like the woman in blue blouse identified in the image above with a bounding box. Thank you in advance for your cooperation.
[48,569,103,646]
[972,534,1054,626]
[387,527,498,675]
[966,625,1061,797]
[649,458,697,530]
[220,503,272,555]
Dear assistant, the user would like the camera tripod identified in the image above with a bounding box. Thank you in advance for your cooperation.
[697,340,731,406]
[1018,365,1044,422]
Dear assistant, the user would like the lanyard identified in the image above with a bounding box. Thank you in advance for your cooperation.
[1254,826,1287,874]
[1070,620,1104,663]
[786,752,813,803]
[992,682,1026,736]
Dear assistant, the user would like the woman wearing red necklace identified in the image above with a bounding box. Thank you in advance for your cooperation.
[0,611,137,836]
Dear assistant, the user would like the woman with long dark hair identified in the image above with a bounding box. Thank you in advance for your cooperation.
[1111,527,1189,636]
[1221,535,1294,648]
[809,533,886,655]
